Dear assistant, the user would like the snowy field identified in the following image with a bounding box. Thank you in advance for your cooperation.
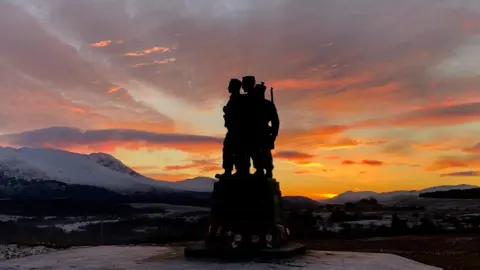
[129,203,209,212]
[37,219,120,233]
[0,245,56,260]
[0,202,209,235]
[0,245,441,270]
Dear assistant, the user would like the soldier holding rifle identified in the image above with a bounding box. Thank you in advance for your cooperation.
[217,76,280,179]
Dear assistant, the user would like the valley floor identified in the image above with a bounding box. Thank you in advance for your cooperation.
[305,234,480,270]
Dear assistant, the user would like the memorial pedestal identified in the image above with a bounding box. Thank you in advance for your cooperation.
[184,175,306,259]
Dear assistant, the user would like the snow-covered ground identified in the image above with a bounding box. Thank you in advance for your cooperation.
[0,215,35,222]
[37,219,120,233]
[0,245,441,270]
[0,245,56,260]
[130,203,209,212]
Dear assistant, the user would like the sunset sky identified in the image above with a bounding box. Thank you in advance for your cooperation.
[1,0,480,199]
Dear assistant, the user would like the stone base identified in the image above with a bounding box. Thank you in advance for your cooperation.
[184,242,307,260]
[207,175,287,250]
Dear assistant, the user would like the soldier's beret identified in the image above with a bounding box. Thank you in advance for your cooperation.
[242,76,256,82]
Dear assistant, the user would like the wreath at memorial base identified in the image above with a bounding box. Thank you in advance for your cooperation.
[205,222,290,250]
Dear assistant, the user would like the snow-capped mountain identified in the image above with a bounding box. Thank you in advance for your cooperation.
[86,152,217,192]
[0,146,221,200]
[420,184,478,194]
[0,147,177,194]
[325,184,479,204]
[87,152,142,177]
[85,152,180,190]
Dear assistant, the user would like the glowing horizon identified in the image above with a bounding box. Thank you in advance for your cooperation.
[0,0,479,199]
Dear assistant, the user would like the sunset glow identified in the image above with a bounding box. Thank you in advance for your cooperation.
[316,194,339,199]
[1,0,480,198]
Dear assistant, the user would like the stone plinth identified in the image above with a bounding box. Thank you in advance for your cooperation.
[205,176,290,251]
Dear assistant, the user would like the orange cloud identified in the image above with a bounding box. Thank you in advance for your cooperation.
[361,160,384,166]
[154,58,176,64]
[426,155,480,171]
[413,141,460,151]
[293,168,333,175]
[124,46,171,57]
[295,160,324,167]
[107,86,121,94]
[341,159,384,166]
[273,150,323,167]
[132,58,176,68]
[278,125,349,147]
[125,52,145,57]
[278,125,384,150]
[90,40,112,47]
[342,160,356,165]
[463,143,480,154]
[440,171,480,177]
[89,40,123,47]
[318,138,385,149]
[274,151,315,161]
[293,170,310,174]
[164,159,220,173]
[144,46,170,54]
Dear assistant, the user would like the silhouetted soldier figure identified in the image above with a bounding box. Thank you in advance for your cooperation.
[254,82,280,178]
[217,78,243,178]
[241,75,265,176]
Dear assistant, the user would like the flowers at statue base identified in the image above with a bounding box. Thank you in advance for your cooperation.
[266,234,273,242]
[234,234,242,242]
[216,226,223,236]
[276,224,288,241]
[231,234,243,249]
[265,234,273,248]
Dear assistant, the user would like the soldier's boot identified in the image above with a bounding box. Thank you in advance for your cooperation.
[232,169,249,177]
[253,169,265,178]
[265,169,273,179]
[215,169,232,179]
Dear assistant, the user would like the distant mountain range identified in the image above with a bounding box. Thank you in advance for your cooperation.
[323,184,479,204]
[420,188,480,199]
[0,147,477,206]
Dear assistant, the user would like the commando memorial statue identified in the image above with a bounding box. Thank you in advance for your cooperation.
[184,76,306,259]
